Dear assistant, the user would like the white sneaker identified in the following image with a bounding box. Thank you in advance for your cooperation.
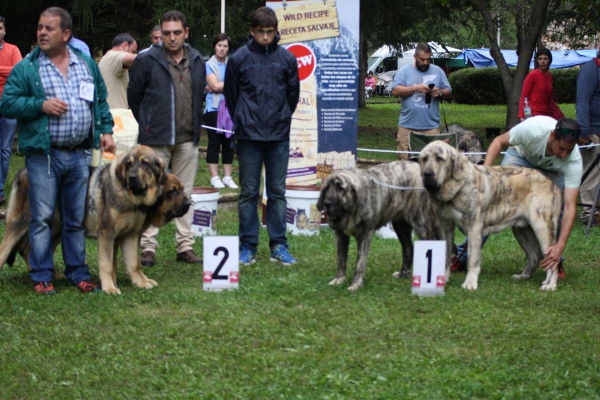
[222,176,238,189]
[210,176,225,189]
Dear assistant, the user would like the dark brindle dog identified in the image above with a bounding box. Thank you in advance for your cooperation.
[317,161,454,291]
[0,146,190,294]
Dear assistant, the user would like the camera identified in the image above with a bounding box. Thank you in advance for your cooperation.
[425,83,435,105]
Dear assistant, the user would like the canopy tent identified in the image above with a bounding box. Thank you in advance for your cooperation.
[459,48,596,69]
[368,42,462,73]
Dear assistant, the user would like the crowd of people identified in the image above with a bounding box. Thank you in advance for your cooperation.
[0,7,599,294]
[0,6,299,294]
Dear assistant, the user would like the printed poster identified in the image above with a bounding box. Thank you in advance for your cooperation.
[267,0,359,185]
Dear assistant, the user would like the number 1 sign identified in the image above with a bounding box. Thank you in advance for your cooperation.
[203,236,239,291]
[412,241,446,296]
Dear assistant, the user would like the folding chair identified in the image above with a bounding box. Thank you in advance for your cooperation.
[408,131,457,161]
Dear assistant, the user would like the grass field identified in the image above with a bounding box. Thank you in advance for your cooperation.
[1,104,600,399]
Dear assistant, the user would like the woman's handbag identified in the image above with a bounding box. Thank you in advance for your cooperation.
[216,98,234,139]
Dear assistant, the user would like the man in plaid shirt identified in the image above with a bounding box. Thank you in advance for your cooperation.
[0,7,115,294]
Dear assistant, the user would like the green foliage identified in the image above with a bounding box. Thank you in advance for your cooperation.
[449,67,580,105]
[449,68,508,105]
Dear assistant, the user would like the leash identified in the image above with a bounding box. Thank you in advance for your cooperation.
[369,177,425,190]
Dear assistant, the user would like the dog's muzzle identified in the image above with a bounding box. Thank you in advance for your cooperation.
[422,172,440,193]
[128,175,147,196]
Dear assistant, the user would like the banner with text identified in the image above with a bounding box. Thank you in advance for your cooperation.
[267,0,359,185]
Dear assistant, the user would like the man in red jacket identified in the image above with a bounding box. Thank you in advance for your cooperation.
[0,16,22,205]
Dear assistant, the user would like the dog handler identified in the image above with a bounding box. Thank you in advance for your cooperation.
[452,116,584,278]
[0,7,116,294]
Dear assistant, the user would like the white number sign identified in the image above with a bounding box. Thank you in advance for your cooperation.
[412,240,446,296]
[203,236,239,291]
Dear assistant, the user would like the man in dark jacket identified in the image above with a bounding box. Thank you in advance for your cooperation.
[128,10,205,266]
[0,7,115,294]
[576,51,600,225]
[224,7,300,266]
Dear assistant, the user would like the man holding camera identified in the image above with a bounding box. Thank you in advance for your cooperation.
[392,42,452,161]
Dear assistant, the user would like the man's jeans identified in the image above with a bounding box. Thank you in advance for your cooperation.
[237,140,289,253]
[455,147,564,264]
[26,149,91,284]
[0,116,17,197]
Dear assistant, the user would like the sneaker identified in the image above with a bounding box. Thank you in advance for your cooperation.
[270,244,298,265]
[176,250,203,264]
[239,247,256,265]
[210,176,225,189]
[33,281,56,295]
[450,255,467,272]
[141,251,156,267]
[557,261,566,280]
[222,176,238,189]
[76,280,100,293]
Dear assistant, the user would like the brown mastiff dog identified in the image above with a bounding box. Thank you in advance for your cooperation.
[0,145,190,294]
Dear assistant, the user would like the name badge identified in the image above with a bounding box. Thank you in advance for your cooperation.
[79,81,94,102]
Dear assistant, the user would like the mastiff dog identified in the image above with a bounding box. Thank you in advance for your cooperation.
[442,123,485,165]
[419,141,562,291]
[0,146,189,294]
[317,161,454,291]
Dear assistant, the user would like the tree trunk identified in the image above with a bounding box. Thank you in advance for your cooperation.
[470,0,550,130]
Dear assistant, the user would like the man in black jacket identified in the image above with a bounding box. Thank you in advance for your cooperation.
[128,10,205,266]
[224,7,300,266]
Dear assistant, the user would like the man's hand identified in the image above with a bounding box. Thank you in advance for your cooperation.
[539,243,565,272]
[205,85,214,93]
[42,98,68,116]
[414,83,431,94]
[100,134,117,154]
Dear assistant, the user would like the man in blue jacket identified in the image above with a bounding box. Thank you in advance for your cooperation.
[224,7,300,265]
[128,10,205,266]
[0,7,115,294]
[576,51,600,225]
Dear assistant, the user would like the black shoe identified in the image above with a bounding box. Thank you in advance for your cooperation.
[141,251,156,267]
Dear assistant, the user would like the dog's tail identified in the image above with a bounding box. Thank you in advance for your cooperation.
[0,169,31,271]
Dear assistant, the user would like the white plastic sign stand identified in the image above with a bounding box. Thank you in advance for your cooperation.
[411,240,446,296]
[203,236,239,291]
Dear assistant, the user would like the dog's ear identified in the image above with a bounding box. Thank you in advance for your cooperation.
[153,156,168,185]
[116,155,132,188]
[316,177,330,211]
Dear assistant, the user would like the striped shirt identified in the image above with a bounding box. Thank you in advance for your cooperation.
[38,47,93,147]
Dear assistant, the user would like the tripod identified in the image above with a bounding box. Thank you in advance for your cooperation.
[577,152,600,235]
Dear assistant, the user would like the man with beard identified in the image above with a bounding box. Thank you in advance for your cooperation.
[392,43,452,160]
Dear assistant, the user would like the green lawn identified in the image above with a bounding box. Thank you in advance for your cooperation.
[1,104,600,399]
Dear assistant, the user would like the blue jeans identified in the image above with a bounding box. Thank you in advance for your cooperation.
[237,140,289,252]
[26,149,91,284]
[0,116,17,197]
[456,147,564,264]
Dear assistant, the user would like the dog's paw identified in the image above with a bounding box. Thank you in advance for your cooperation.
[143,278,158,288]
[540,282,557,291]
[102,286,122,295]
[512,274,530,280]
[461,279,478,291]
[348,279,364,291]
[133,280,155,290]
[392,270,410,279]
[329,277,346,286]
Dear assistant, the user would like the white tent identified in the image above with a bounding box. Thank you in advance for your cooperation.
[369,42,462,73]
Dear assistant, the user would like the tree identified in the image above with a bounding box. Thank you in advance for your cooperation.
[466,0,558,129]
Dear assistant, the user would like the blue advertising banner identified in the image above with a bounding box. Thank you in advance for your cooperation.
[266,0,359,185]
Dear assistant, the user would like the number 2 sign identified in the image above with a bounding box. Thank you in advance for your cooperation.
[203,236,239,291]
[412,241,446,296]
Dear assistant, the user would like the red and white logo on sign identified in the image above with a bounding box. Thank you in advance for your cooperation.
[203,271,213,283]
[230,271,239,283]
[287,43,316,81]
[436,275,445,287]
[412,276,421,287]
